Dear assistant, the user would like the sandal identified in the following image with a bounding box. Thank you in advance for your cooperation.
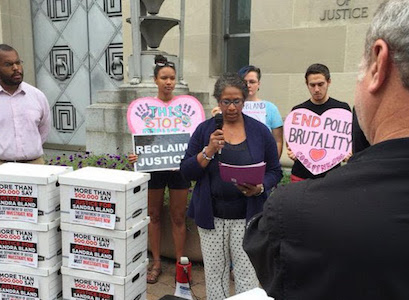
[148,259,161,272]
[147,267,162,284]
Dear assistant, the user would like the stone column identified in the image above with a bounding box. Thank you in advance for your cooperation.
[87,0,196,155]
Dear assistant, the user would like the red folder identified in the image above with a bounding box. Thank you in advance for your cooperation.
[218,161,266,186]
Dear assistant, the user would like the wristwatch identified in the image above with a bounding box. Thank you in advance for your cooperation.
[202,147,214,161]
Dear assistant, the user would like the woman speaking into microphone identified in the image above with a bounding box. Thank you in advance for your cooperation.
[180,73,282,300]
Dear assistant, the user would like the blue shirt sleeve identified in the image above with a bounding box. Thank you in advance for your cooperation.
[264,100,283,130]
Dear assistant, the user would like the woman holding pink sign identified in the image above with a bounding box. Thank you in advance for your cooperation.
[129,55,190,284]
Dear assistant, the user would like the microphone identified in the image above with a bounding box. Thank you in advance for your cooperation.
[215,113,223,154]
[215,112,223,130]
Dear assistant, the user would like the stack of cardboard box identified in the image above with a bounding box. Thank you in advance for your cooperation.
[58,167,150,300]
[0,163,73,299]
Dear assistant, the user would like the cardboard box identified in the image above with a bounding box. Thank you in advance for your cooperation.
[61,259,148,300]
[0,218,61,268]
[0,163,72,223]
[59,167,149,231]
[61,217,149,277]
[0,262,62,299]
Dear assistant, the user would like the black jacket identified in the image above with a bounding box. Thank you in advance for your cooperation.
[244,138,409,300]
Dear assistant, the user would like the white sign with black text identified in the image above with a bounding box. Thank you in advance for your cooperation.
[133,133,190,172]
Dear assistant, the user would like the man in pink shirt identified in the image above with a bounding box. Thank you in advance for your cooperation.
[0,44,50,165]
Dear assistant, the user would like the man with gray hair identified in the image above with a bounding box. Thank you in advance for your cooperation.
[243,1,409,299]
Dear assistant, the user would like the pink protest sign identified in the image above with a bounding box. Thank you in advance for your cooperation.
[127,95,205,135]
[284,108,352,175]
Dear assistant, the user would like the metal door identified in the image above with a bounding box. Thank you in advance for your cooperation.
[31,0,124,147]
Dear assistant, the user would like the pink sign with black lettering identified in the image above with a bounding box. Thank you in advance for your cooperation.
[284,108,352,175]
[127,95,205,135]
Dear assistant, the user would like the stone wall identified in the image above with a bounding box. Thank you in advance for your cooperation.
[141,0,384,166]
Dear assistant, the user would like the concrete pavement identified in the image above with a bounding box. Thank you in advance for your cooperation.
[147,257,234,300]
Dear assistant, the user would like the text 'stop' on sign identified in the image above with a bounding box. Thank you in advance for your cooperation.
[284,108,352,175]
[127,95,205,135]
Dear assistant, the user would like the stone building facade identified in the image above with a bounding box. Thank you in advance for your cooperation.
[0,0,383,163]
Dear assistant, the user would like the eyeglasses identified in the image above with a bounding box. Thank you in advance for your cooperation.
[3,60,23,68]
[220,99,243,107]
[156,61,175,68]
